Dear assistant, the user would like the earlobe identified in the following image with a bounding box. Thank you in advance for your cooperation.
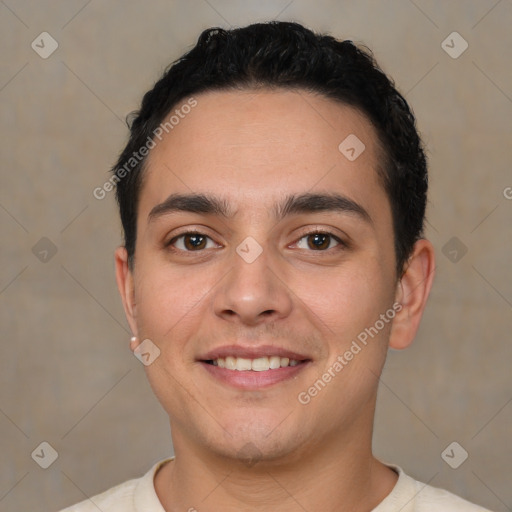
[389,239,436,350]
[114,246,138,336]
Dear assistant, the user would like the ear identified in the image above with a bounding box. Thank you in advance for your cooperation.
[389,238,435,350]
[114,246,138,336]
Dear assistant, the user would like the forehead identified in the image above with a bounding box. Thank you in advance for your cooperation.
[139,88,388,221]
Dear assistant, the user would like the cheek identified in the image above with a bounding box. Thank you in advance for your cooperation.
[293,259,392,338]
[133,262,213,342]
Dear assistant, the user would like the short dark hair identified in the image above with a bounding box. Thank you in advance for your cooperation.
[112,21,427,275]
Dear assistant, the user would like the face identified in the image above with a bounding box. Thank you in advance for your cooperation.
[118,89,406,464]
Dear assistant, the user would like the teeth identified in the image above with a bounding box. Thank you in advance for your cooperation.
[269,356,281,369]
[236,358,252,371]
[225,356,237,370]
[211,356,301,371]
[251,357,270,371]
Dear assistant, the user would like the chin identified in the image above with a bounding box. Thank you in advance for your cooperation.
[212,436,303,467]
[198,415,310,466]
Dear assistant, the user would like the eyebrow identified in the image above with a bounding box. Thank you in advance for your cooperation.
[148,192,372,224]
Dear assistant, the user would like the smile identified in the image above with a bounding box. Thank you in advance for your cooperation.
[205,356,302,371]
[200,358,311,390]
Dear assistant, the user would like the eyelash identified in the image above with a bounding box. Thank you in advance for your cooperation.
[166,229,346,254]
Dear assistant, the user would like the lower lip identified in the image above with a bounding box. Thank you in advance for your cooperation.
[199,361,310,390]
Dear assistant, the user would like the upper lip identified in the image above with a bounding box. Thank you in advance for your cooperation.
[198,344,311,361]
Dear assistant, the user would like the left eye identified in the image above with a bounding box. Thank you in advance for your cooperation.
[295,232,342,251]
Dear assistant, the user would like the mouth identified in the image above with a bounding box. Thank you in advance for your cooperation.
[203,355,305,371]
[197,345,312,389]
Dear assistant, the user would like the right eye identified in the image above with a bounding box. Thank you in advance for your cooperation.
[167,231,219,252]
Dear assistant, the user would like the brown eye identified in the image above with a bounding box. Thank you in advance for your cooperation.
[296,232,342,251]
[168,232,216,251]
[183,234,207,250]
[308,233,330,250]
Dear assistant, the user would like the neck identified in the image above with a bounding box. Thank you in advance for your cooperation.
[155,416,397,511]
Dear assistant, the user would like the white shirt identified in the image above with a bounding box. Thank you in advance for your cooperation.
[59,457,491,511]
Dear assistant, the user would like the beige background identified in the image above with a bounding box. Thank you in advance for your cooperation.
[1,1,511,510]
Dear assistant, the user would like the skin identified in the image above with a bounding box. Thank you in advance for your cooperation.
[115,89,435,511]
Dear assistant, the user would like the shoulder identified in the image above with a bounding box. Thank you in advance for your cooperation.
[58,477,139,511]
[58,458,172,512]
[390,465,492,512]
[412,479,491,511]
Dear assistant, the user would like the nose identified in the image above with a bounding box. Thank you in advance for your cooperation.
[212,242,293,327]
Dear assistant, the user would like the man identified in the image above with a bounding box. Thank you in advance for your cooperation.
[62,21,491,511]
